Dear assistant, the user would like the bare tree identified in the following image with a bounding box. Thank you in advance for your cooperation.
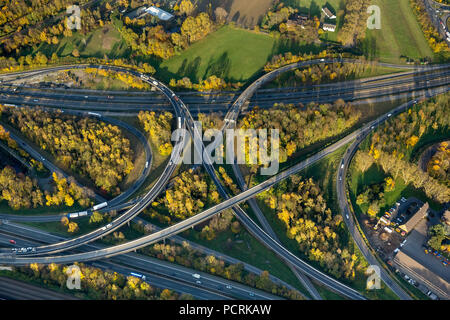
[214,7,228,24]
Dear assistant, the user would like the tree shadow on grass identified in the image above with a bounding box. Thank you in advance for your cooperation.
[203,52,231,80]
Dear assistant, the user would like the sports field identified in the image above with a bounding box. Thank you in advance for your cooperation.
[363,0,434,63]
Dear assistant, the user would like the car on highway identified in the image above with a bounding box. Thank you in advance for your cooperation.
[226,285,232,289]
[106,223,113,229]
[9,239,16,245]
[192,273,201,279]
[195,280,202,285]
[346,213,349,219]
[249,292,255,297]
[388,113,392,117]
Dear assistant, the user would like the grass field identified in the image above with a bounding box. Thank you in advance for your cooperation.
[363,0,434,63]
[157,26,276,83]
[157,25,322,84]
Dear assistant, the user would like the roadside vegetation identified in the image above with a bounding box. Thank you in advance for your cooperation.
[427,141,450,187]
[0,264,186,300]
[138,111,173,156]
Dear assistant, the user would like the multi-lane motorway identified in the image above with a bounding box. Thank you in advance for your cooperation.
[0,223,279,300]
[0,60,448,300]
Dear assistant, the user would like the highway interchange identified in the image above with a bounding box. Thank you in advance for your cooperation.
[0,59,448,300]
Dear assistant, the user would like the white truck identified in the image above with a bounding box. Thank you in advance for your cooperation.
[68,212,79,219]
[88,112,101,117]
[93,202,108,211]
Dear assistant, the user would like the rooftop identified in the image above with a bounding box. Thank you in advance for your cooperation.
[399,202,429,233]
[322,7,336,19]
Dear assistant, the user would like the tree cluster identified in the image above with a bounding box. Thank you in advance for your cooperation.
[427,223,449,256]
[161,169,211,220]
[410,0,450,55]
[239,100,361,163]
[1,3,106,53]
[12,263,182,300]
[2,107,134,194]
[369,149,450,203]
[0,167,91,210]
[169,75,241,92]
[139,241,303,300]
[264,50,329,72]
[261,6,296,30]
[337,0,370,46]
[427,141,449,187]
[0,166,43,210]
[138,110,173,156]
[368,94,449,159]
[260,175,360,280]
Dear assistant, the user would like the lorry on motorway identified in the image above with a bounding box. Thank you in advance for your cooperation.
[192,273,201,279]
[177,117,182,129]
[145,161,149,168]
[92,202,107,211]
[130,272,146,280]
[68,212,79,219]
[78,211,88,217]
[88,112,101,117]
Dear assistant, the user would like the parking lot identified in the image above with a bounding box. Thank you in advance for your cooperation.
[401,219,449,283]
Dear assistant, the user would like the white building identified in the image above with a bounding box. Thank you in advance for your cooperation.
[145,6,174,21]
[323,23,336,32]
